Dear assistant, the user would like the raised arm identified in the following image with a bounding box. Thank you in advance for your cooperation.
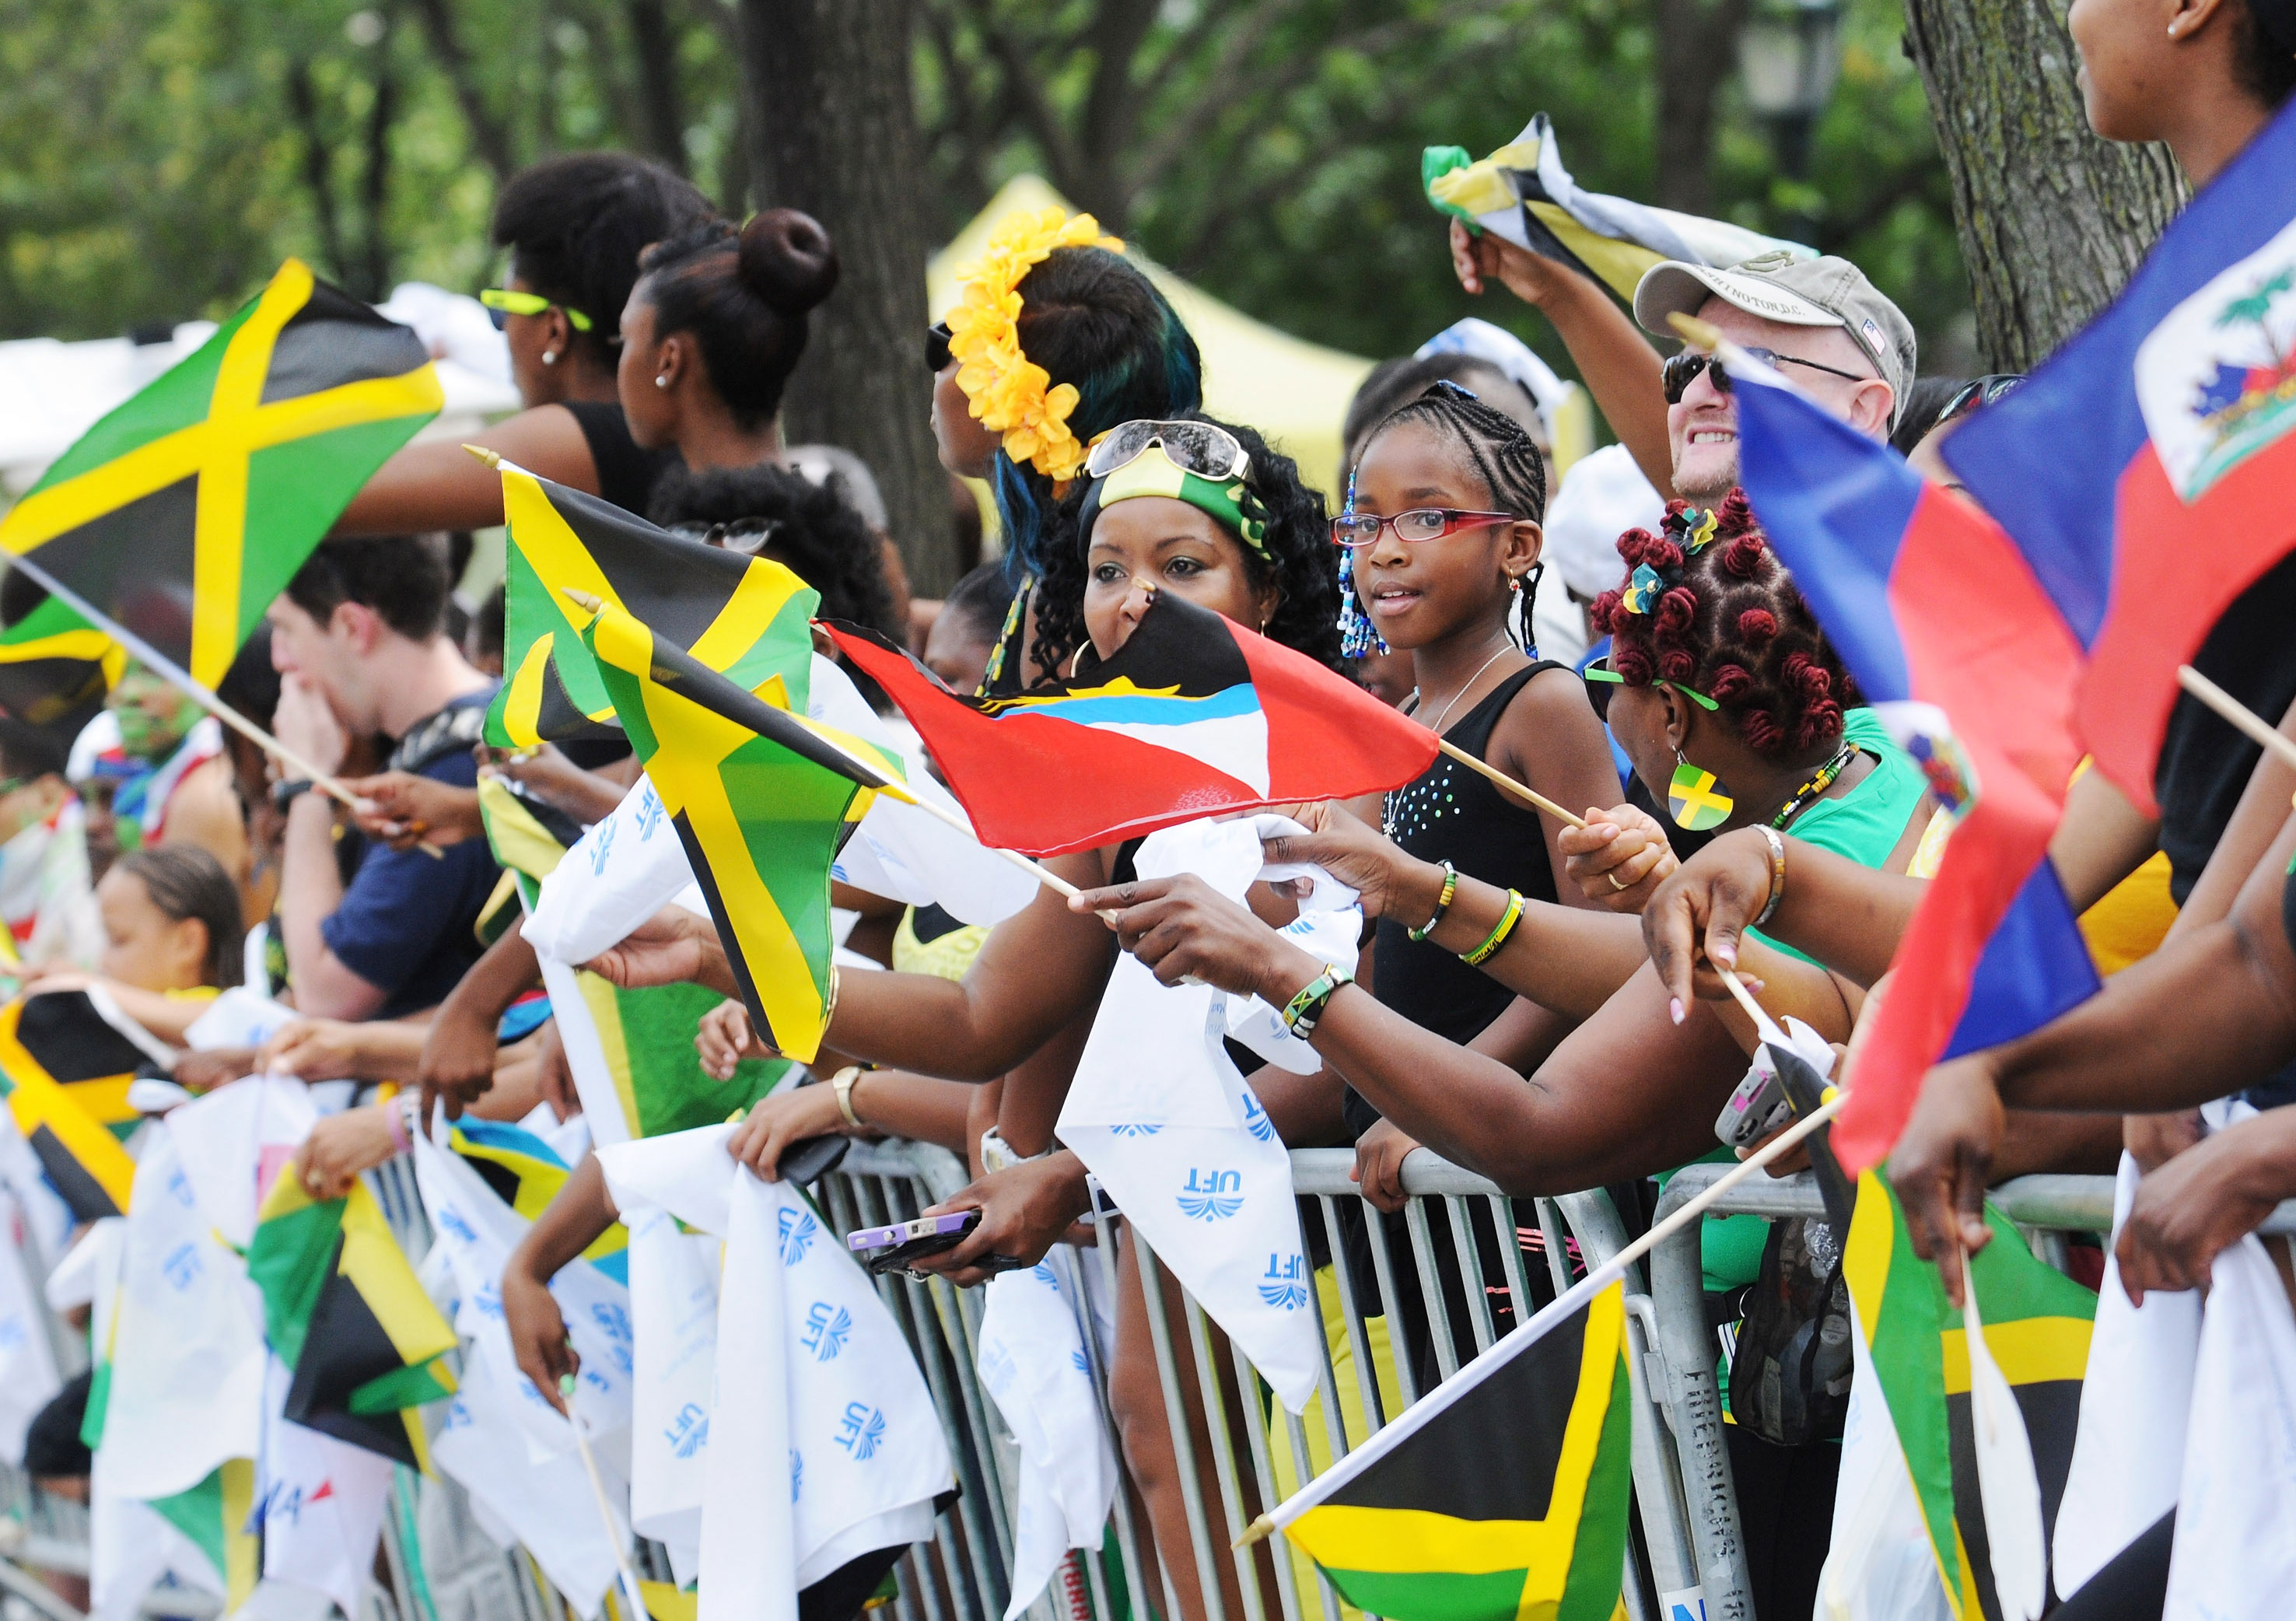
[334,404,600,535]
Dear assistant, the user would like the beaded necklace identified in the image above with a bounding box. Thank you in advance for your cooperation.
[1769,742,1860,830]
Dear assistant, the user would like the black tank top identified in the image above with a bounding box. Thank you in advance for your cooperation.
[1347,662,1566,1139]
[565,400,681,517]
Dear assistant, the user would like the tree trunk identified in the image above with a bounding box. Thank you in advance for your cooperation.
[1653,0,1748,217]
[1902,0,2187,370]
[738,0,955,595]
[626,0,690,173]
[407,0,516,183]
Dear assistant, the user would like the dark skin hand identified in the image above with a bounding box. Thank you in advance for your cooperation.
[476,744,635,827]
[345,772,485,851]
[173,1047,257,1091]
[1892,810,2296,1301]
[1354,993,1573,1212]
[2116,1106,2296,1301]
[503,1154,618,1415]
[1069,873,1752,1196]
[533,1018,578,1119]
[906,1150,1097,1288]
[418,923,542,1122]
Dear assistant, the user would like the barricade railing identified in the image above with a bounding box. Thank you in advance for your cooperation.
[19,1140,2291,1621]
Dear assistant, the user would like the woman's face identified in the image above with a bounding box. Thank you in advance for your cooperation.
[1603,681,1682,804]
[615,285,675,451]
[930,361,999,479]
[2067,0,2179,142]
[1081,498,1276,664]
[501,275,562,410]
[1346,422,1538,653]
[96,868,207,994]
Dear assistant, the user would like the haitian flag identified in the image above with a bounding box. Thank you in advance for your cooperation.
[1945,94,2296,819]
[825,590,1437,858]
[1727,354,2101,1172]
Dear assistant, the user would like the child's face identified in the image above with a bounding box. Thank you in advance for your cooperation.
[108,668,198,762]
[921,612,995,695]
[1346,423,1538,653]
[0,774,65,847]
[96,869,208,994]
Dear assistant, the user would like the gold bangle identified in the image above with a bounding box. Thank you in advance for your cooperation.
[829,1065,866,1129]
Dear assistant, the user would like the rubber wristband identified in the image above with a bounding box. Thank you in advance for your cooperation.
[1753,826,1787,928]
[1280,964,1355,1038]
[1407,861,1458,942]
[1460,889,1524,967]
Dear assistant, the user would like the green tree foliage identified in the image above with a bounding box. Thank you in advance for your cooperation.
[0,0,1970,389]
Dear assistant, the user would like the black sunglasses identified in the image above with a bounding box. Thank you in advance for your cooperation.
[1661,348,1871,404]
[926,322,953,375]
[1937,373,2022,425]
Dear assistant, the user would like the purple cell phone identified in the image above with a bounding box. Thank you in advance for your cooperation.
[849,1211,977,1252]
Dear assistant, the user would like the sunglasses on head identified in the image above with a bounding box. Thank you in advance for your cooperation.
[1937,373,2022,425]
[1661,348,1869,405]
[667,517,781,551]
[1084,419,1250,484]
[1582,656,1719,723]
[481,287,595,334]
[926,322,953,375]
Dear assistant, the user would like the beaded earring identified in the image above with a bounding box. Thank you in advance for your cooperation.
[1336,464,1388,659]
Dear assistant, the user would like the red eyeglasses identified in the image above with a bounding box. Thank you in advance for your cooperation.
[1330,508,1521,549]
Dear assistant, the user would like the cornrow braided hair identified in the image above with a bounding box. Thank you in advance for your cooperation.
[1342,380,1551,649]
[1589,492,1860,759]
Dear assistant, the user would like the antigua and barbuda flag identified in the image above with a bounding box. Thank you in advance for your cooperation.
[826,590,1437,859]
[1725,350,2100,1173]
[1059,816,1357,1412]
[1945,94,2296,822]
[1423,111,1809,304]
[597,1125,953,1621]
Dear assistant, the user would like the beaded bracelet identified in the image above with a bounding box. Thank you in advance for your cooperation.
[1460,889,1525,966]
[1280,964,1356,1038]
[1753,825,1787,928]
[1407,860,1458,942]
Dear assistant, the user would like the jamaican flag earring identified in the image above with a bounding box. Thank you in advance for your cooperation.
[1668,749,1734,831]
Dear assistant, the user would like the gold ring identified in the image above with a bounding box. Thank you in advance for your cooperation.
[1607,872,1629,891]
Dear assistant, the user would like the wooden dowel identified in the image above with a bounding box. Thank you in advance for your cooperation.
[1434,738,1587,829]
[2176,663,2296,775]
[1715,965,1789,1048]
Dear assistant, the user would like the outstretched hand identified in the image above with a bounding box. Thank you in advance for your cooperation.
[1560,803,1678,912]
[1642,828,1779,1013]
[1256,800,1420,920]
[1068,874,1318,1002]
[2116,1108,2296,1301]
[905,1154,1094,1288]
[581,905,726,993]
[1886,1054,2008,1306]
[1449,218,1584,308]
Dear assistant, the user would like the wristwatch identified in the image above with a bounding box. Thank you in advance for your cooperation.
[271,779,318,811]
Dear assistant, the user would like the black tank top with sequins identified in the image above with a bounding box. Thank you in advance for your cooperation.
[1348,662,1566,1140]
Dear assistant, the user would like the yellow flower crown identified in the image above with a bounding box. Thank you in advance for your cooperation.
[947,207,1125,481]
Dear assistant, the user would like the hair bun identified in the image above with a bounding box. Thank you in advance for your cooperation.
[739,208,840,315]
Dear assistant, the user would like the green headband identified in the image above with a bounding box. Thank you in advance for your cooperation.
[1078,444,1269,556]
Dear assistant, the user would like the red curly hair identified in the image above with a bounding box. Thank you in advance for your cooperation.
[1589,492,1858,758]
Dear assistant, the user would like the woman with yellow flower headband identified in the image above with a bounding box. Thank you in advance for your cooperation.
[928,208,1204,693]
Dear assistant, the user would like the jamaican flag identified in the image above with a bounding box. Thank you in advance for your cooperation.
[0,989,167,1220]
[0,610,124,753]
[447,1115,630,1283]
[485,465,817,748]
[576,596,907,1063]
[1270,1279,1634,1621]
[1842,1173,2095,1619]
[0,259,440,690]
[247,1170,458,1471]
[148,1458,260,1612]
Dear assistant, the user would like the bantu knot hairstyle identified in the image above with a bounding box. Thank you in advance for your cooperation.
[1353,380,1550,646]
[637,209,840,429]
[1590,492,1858,758]
[1030,415,1342,681]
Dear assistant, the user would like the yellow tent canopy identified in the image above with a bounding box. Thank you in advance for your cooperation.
[929,175,1375,511]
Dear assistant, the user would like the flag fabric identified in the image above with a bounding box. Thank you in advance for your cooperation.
[0,1185,61,1465]
[0,610,124,753]
[576,599,905,1063]
[0,258,440,690]
[1726,355,2101,1172]
[597,1125,953,1621]
[485,464,817,748]
[622,1205,721,1586]
[825,590,1438,859]
[246,1166,459,1471]
[0,987,173,1220]
[1833,1174,2095,1619]
[446,1114,629,1283]
[975,1254,1121,1621]
[1422,112,1810,305]
[1270,1278,1634,1621]
[1944,95,2296,821]
[1059,815,1359,1413]
[257,1352,396,1621]
[145,1458,261,1614]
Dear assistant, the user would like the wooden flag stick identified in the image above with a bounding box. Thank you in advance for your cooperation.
[561,1373,651,1621]
[1715,964,1790,1049]
[1233,1085,1850,1549]
[0,549,445,856]
[1433,738,1586,829]
[2175,663,2296,775]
